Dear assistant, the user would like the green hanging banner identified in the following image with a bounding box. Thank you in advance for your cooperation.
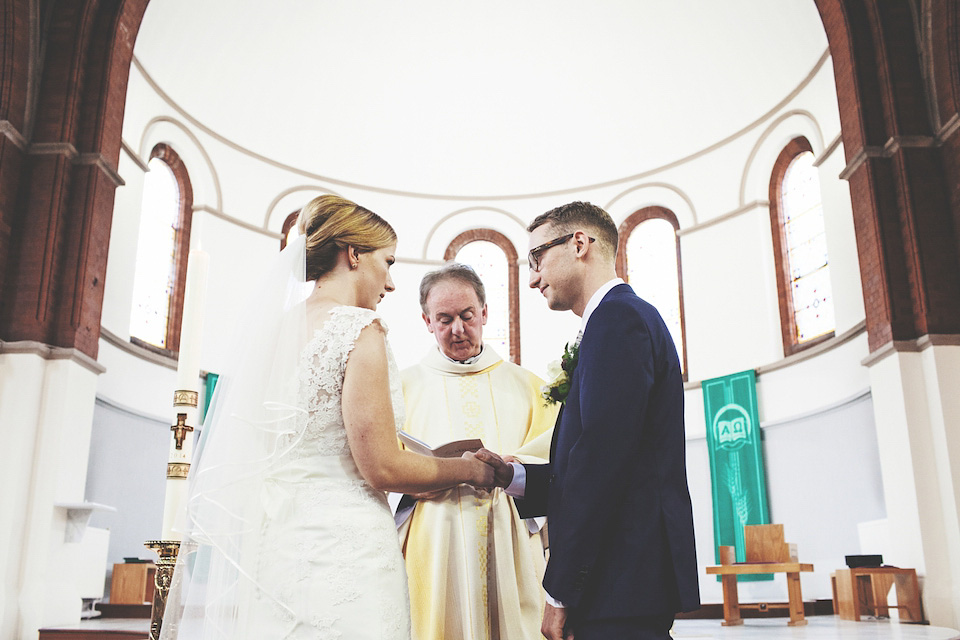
[702,369,772,581]
[202,372,219,424]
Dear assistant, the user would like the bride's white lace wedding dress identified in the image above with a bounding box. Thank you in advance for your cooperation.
[243,305,412,639]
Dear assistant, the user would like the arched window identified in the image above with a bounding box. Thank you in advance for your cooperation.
[616,207,687,377]
[444,230,520,364]
[769,137,835,355]
[281,210,300,250]
[129,144,193,353]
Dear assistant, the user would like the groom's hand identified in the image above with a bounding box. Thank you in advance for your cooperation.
[473,448,515,489]
[542,603,573,640]
[461,451,496,490]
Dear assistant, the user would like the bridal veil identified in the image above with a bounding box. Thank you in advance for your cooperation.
[159,235,312,639]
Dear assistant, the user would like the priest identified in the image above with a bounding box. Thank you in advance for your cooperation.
[397,262,558,640]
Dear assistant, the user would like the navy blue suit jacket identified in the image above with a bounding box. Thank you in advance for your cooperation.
[516,284,700,619]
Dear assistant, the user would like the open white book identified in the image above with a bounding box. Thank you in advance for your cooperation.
[399,431,484,458]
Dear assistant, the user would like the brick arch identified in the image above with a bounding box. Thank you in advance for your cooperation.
[0,0,32,302]
[927,1,960,122]
[444,229,521,364]
[280,209,300,250]
[767,136,831,356]
[146,143,193,354]
[615,206,687,378]
[928,0,960,257]
[813,0,960,351]
[0,0,151,358]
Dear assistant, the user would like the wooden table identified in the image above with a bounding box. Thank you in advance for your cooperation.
[706,559,814,626]
[831,567,923,622]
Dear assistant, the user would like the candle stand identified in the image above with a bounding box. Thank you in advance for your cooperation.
[144,540,180,640]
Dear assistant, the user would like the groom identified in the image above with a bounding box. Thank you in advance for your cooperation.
[477,201,700,639]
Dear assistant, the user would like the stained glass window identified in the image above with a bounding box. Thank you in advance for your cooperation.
[625,218,685,373]
[129,157,181,348]
[456,240,510,358]
[781,151,834,343]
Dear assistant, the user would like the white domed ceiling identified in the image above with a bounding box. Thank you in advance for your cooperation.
[132,0,829,198]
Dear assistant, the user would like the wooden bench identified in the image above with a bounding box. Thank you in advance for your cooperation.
[831,566,924,623]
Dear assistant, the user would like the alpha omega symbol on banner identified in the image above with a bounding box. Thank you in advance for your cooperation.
[713,404,751,449]
[703,370,772,581]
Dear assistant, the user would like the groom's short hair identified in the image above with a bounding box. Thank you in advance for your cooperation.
[419,262,487,313]
[527,201,618,261]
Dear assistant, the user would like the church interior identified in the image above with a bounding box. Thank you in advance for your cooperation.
[2,1,960,638]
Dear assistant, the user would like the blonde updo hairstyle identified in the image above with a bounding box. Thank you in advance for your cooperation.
[297,195,397,281]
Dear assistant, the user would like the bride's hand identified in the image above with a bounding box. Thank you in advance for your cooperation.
[461,451,496,490]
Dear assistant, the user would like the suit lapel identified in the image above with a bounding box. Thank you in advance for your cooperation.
[549,404,563,461]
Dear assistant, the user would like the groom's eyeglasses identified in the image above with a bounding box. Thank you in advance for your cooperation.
[528,234,595,271]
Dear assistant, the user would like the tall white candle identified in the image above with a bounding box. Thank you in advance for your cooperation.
[175,249,209,392]
[161,247,210,540]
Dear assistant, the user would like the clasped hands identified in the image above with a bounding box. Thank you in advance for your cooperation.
[468,447,516,490]
[410,448,516,499]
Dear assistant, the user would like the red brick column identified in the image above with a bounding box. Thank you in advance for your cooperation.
[815,0,960,352]
[0,0,149,359]
[0,0,32,305]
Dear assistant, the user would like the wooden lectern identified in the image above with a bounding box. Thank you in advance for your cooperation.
[110,562,157,605]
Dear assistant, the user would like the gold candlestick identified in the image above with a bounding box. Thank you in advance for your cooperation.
[144,540,180,640]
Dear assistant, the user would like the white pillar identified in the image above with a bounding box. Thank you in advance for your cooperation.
[864,337,960,629]
[0,346,104,639]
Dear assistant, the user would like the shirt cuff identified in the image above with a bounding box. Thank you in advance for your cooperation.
[504,462,526,497]
[545,592,566,608]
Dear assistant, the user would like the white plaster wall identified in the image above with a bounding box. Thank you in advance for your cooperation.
[85,399,168,581]
[756,332,871,424]
[680,208,783,380]
[96,340,175,421]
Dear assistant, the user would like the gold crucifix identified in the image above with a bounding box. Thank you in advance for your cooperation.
[171,413,194,450]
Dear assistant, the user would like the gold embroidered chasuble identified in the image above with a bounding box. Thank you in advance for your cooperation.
[399,345,558,640]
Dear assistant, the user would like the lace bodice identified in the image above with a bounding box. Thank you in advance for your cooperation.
[293,306,405,459]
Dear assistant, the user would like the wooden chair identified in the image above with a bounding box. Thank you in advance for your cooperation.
[706,524,813,626]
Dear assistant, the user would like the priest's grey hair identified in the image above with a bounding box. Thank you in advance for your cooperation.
[419,262,486,313]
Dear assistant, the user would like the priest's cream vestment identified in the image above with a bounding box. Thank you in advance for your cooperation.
[399,345,558,640]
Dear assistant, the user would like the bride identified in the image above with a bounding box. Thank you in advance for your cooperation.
[160,195,494,639]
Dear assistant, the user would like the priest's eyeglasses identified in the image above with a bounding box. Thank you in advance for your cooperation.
[528,234,595,271]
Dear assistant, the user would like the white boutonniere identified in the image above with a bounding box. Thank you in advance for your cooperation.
[541,342,581,405]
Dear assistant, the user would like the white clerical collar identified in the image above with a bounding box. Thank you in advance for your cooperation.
[423,344,502,374]
[580,277,625,335]
[443,344,484,365]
